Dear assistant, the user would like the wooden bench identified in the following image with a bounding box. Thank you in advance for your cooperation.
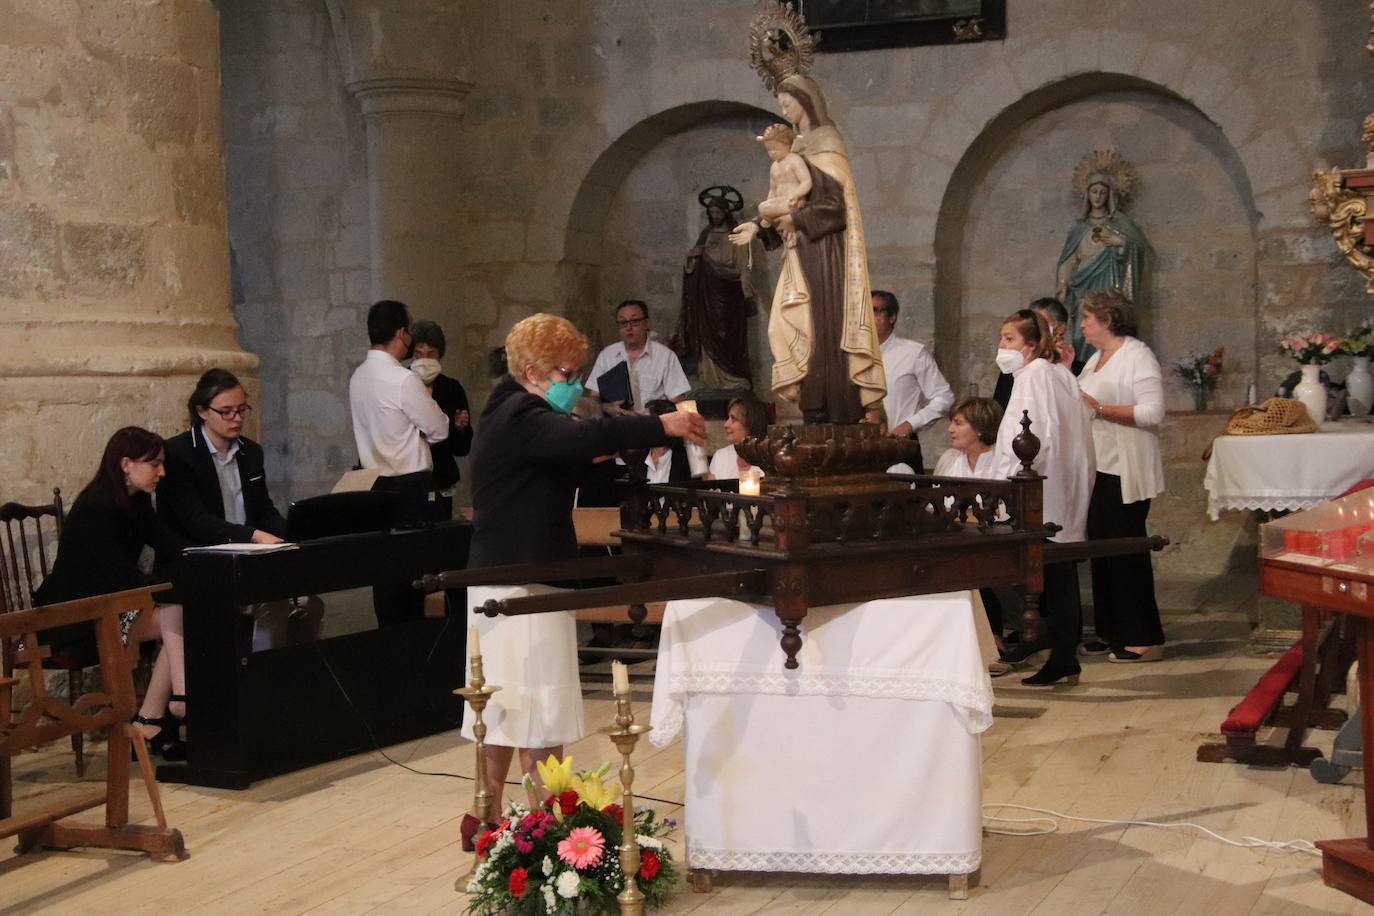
[1197,606,1351,766]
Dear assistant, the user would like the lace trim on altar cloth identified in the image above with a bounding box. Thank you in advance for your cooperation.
[1206,495,1326,520]
[649,673,993,746]
[686,846,981,876]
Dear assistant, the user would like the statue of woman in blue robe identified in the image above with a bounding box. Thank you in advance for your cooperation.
[1056,173,1147,363]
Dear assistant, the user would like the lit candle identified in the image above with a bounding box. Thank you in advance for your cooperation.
[468,624,480,659]
[612,660,630,696]
[739,472,760,497]
[675,400,698,415]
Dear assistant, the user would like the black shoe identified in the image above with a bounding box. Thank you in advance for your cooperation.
[1021,662,1081,687]
[1080,640,1111,656]
[1000,639,1049,665]
[130,714,164,760]
[159,715,187,762]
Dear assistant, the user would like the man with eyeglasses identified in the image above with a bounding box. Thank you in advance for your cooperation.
[586,299,690,417]
[159,367,288,547]
[872,290,953,472]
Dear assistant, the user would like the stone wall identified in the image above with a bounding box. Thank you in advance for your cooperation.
[0,0,253,506]
[217,1,1373,568]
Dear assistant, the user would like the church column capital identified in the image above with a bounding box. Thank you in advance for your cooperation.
[345,75,474,120]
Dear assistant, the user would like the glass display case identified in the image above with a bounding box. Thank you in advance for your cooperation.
[1260,487,1374,570]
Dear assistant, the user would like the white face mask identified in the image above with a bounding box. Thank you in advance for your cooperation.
[410,357,441,384]
[995,348,1026,374]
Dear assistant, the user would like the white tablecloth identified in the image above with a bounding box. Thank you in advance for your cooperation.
[1203,422,1374,519]
[650,593,993,876]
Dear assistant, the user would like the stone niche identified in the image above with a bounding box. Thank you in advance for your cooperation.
[591,112,779,392]
[936,78,1258,410]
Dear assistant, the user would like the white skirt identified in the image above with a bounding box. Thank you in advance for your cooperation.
[459,584,585,748]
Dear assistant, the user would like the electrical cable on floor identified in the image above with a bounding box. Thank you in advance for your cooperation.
[309,592,685,807]
[982,803,1320,857]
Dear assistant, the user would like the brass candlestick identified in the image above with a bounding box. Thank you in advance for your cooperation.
[454,652,500,885]
[603,684,651,916]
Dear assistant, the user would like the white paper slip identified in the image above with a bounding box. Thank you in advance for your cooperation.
[182,542,299,555]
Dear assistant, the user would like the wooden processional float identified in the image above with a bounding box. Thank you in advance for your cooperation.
[418,413,1166,669]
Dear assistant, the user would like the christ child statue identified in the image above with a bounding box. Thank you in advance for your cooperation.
[756,123,811,247]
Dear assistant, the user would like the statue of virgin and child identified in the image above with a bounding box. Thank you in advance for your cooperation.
[727,2,885,427]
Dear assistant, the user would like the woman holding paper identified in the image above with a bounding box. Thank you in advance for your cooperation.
[459,314,705,849]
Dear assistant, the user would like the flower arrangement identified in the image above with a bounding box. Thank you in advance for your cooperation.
[1279,332,1341,365]
[1340,318,1373,359]
[464,756,678,915]
[1173,346,1225,391]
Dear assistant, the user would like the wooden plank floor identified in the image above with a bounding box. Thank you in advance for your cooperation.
[1,607,1364,914]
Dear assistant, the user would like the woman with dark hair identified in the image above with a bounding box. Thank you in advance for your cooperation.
[932,396,1003,478]
[1076,289,1167,662]
[409,320,473,520]
[158,367,286,549]
[707,396,769,481]
[35,427,191,757]
[992,309,1096,686]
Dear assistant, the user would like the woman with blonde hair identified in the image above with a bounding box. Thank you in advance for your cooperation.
[459,313,705,849]
[993,309,1096,686]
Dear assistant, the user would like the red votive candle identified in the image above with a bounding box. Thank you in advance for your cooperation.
[1283,530,1301,552]
[1297,531,1320,555]
[1327,531,1354,561]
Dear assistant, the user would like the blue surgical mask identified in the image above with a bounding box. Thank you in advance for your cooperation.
[545,377,584,415]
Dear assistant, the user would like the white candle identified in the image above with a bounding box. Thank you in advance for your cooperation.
[468,624,480,659]
[739,472,760,497]
[676,400,698,415]
[612,660,630,696]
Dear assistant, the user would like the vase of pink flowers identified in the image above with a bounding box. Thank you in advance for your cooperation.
[1280,332,1340,423]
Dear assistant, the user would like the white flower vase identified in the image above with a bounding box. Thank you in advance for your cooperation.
[1347,355,1374,416]
[1293,364,1327,424]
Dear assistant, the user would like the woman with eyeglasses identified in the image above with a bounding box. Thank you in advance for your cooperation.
[36,427,191,759]
[459,313,705,850]
[158,368,287,549]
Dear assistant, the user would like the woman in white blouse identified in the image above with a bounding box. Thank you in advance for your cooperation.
[933,396,1003,479]
[993,309,1096,687]
[706,397,769,481]
[1076,289,1166,662]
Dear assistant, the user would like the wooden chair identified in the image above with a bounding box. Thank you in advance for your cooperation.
[0,585,185,861]
[0,488,93,776]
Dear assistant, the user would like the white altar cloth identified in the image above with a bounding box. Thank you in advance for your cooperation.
[1203,422,1374,519]
[650,593,993,876]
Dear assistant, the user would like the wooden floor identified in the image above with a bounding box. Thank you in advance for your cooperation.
[2,600,1366,914]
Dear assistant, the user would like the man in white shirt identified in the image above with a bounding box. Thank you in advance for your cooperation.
[872,290,954,471]
[586,300,691,416]
[349,299,449,529]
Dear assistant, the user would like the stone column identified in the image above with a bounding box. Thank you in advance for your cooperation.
[0,0,256,500]
[346,76,472,314]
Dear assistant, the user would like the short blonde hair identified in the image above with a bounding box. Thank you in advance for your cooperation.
[505,313,589,381]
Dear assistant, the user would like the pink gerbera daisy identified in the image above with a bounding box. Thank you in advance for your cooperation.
[557,826,606,869]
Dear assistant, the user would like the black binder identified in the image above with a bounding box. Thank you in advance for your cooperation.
[595,360,633,408]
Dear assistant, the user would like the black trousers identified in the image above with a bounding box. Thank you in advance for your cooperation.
[1041,559,1082,669]
[371,471,433,627]
[1086,472,1164,648]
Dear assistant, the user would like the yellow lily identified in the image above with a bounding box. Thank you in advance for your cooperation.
[571,772,622,812]
[536,754,575,796]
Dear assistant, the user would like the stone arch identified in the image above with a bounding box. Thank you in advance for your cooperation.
[557,99,777,337]
[932,72,1260,402]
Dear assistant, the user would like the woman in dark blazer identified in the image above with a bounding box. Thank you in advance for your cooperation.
[457,313,704,849]
[36,426,191,757]
[409,320,473,521]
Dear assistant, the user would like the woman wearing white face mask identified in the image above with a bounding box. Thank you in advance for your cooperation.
[459,313,706,850]
[409,320,472,521]
[992,309,1096,686]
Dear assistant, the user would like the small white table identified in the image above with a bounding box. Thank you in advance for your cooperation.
[1203,422,1374,519]
[649,592,993,896]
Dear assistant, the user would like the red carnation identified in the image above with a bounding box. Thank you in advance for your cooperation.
[603,803,624,825]
[475,830,496,859]
[558,790,580,815]
[639,849,661,880]
[508,867,529,898]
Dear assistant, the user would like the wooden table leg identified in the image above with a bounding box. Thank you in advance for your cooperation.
[1316,616,1374,905]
